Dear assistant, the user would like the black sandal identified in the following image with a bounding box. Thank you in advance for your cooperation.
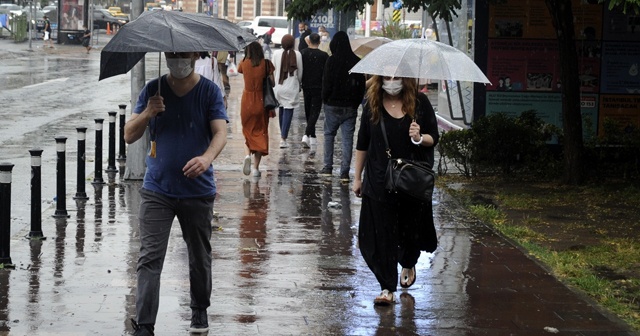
[400,267,416,288]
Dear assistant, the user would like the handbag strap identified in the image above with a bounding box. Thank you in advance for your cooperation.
[379,113,392,159]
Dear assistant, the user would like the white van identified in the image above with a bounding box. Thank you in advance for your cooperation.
[247,16,290,47]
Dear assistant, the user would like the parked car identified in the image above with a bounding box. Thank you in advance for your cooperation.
[93,9,128,30]
[246,16,289,47]
[0,4,23,16]
[237,20,253,34]
[107,6,128,19]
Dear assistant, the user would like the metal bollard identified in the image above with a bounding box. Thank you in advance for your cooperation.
[29,149,45,238]
[106,111,118,173]
[118,104,127,162]
[0,163,15,266]
[92,119,105,185]
[53,137,69,218]
[74,128,89,201]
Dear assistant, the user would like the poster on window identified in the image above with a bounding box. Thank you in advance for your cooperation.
[59,0,84,30]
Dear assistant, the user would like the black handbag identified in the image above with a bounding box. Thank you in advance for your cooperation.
[262,60,279,110]
[380,115,435,202]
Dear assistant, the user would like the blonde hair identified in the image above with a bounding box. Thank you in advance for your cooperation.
[365,76,418,124]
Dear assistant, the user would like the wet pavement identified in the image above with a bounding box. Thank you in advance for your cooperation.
[0,35,638,335]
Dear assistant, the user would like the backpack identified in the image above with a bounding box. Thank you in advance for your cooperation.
[263,33,272,45]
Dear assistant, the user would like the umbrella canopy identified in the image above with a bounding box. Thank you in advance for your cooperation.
[99,10,256,80]
[350,36,393,57]
[349,38,491,84]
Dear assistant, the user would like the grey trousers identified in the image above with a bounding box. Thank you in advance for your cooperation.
[135,188,215,325]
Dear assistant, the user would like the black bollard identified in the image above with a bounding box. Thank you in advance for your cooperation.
[29,149,45,238]
[118,104,127,162]
[74,128,89,201]
[53,137,69,218]
[92,119,105,185]
[106,111,118,173]
[0,163,15,266]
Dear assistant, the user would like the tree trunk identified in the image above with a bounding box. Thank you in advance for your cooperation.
[546,0,584,184]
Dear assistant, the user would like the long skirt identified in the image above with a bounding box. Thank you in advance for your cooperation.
[358,194,437,291]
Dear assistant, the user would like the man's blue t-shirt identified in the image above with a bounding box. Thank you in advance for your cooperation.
[134,75,228,198]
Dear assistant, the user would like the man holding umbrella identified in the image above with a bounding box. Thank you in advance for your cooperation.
[124,51,228,335]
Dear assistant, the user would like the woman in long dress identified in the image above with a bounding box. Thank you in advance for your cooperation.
[352,75,439,305]
[238,42,276,177]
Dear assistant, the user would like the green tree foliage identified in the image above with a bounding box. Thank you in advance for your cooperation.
[286,0,461,21]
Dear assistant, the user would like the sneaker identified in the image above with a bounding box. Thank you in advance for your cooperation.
[242,155,251,176]
[301,135,310,148]
[190,309,209,333]
[309,137,317,146]
[339,172,350,182]
[252,168,261,177]
[131,319,155,336]
[279,140,289,148]
[319,167,332,176]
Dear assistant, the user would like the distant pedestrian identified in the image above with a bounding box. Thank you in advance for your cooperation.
[214,51,231,94]
[272,34,303,149]
[318,25,331,55]
[124,51,228,336]
[238,41,276,177]
[194,52,227,108]
[81,26,91,53]
[262,26,275,60]
[300,33,328,148]
[352,75,439,306]
[320,31,366,181]
[43,15,53,48]
[297,21,312,52]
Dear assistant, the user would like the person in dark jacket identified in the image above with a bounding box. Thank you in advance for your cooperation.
[300,33,329,148]
[298,21,312,52]
[320,31,366,181]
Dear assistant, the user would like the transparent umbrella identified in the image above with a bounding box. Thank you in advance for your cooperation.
[349,38,491,84]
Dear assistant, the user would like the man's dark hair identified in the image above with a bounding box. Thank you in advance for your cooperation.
[308,33,320,45]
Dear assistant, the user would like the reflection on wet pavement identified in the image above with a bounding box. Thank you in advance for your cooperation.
[0,52,634,335]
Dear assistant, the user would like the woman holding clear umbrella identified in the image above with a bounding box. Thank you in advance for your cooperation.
[352,75,439,306]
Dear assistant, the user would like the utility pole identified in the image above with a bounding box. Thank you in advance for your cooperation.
[123,0,147,180]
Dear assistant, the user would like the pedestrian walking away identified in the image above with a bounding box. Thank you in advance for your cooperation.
[352,75,439,306]
[300,33,328,149]
[321,31,366,181]
[272,34,303,149]
[123,51,228,336]
[238,41,276,178]
[261,26,275,60]
[214,50,231,95]
[195,52,228,108]
[318,25,331,55]
[297,21,312,52]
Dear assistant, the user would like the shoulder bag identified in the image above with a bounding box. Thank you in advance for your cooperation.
[380,115,435,202]
[263,60,279,110]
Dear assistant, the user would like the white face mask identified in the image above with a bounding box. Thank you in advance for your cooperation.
[166,57,193,79]
[382,79,403,96]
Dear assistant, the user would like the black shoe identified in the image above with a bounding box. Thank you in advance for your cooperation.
[190,309,209,333]
[131,319,154,336]
[320,167,332,176]
[339,172,350,182]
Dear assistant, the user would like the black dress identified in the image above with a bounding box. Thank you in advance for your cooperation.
[355,93,439,292]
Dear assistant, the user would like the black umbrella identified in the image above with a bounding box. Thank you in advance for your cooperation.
[99,10,256,81]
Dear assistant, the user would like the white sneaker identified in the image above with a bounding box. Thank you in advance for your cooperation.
[279,140,289,148]
[301,135,310,148]
[309,137,317,146]
[242,155,251,176]
[252,168,261,177]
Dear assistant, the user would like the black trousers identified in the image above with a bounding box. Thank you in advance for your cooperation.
[303,88,322,137]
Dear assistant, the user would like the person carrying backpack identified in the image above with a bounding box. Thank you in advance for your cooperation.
[262,27,275,60]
